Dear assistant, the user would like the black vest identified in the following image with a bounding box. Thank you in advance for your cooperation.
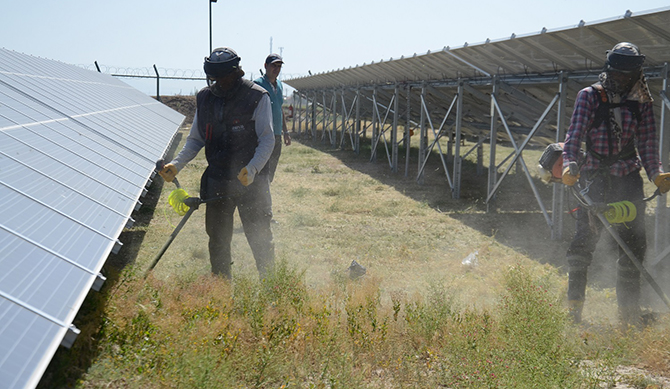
[196,78,268,180]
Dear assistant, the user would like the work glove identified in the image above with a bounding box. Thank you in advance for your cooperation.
[562,166,579,187]
[158,163,178,182]
[654,172,670,194]
[237,166,255,186]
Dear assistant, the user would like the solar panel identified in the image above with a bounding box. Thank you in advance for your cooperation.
[0,48,184,389]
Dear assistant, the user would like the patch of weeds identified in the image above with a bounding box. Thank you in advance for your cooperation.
[290,212,321,227]
[495,265,580,387]
[262,259,309,313]
[290,186,310,198]
[404,281,457,340]
[327,200,346,213]
[621,372,662,389]
[291,147,317,155]
[371,205,399,217]
[323,187,341,197]
[346,294,388,353]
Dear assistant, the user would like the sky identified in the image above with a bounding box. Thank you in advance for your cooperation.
[2,0,669,96]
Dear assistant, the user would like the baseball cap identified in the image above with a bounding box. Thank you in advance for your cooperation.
[265,54,284,65]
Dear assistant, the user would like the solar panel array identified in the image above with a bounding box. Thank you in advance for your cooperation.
[0,48,184,389]
[286,7,670,145]
[284,7,670,243]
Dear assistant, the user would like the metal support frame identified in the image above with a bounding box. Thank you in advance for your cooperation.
[291,62,670,252]
[418,82,427,185]
[331,90,338,147]
[370,87,396,168]
[551,72,569,240]
[321,91,328,143]
[371,87,378,162]
[392,84,399,173]
[355,88,361,154]
[405,84,412,177]
[338,89,358,151]
[487,77,499,213]
[486,77,562,228]
[651,63,670,266]
[417,88,458,194]
[453,80,464,198]
[311,91,317,138]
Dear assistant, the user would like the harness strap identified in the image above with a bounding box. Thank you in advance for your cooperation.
[586,84,641,168]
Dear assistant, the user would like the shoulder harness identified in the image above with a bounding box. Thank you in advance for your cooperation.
[586,83,640,168]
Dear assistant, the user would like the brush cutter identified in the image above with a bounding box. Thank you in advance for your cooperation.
[143,195,202,278]
[143,192,230,278]
[144,161,224,278]
[567,162,670,310]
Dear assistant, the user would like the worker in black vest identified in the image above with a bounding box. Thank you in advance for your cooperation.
[159,47,275,279]
[562,42,670,326]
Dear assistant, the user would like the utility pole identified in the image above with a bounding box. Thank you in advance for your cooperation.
[269,37,273,54]
[209,0,218,54]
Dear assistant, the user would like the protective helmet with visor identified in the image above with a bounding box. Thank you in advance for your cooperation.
[605,42,645,74]
[204,47,241,80]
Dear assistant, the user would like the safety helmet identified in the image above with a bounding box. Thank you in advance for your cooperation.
[203,47,241,78]
[605,42,645,73]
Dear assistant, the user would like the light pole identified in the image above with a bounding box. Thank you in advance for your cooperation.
[209,0,217,54]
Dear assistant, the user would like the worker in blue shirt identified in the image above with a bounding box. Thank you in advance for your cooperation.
[254,54,291,183]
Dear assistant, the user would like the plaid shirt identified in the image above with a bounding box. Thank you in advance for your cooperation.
[562,86,660,180]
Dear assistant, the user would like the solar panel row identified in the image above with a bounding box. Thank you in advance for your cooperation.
[0,48,184,389]
[283,7,670,240]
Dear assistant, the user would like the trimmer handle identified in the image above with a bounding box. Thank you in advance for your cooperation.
[568,161,579,175]
[156,158,180,188]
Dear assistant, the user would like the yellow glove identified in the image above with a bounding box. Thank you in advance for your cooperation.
[654,172,670,194]
[237,166,255,186]
[158,163,178,182]
[562,166,579,187]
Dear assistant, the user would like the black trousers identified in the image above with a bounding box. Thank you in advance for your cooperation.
[567,170,646,308]
[204,174,274,278]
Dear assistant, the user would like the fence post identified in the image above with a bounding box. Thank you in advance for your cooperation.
[153,64,160,102]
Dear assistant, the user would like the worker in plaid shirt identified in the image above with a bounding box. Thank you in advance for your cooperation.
[562,42,670,327]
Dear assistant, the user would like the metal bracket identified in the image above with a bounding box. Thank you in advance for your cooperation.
[112,240,123,255]
[61,324,80,349]
[92,273,106,292]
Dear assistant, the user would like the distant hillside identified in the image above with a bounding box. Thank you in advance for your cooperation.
[159,95,196,125]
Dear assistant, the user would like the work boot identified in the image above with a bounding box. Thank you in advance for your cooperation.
[618,305,643,330]
[567,268,588,323]
[568,299,585,324]
[617,266,641,329]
